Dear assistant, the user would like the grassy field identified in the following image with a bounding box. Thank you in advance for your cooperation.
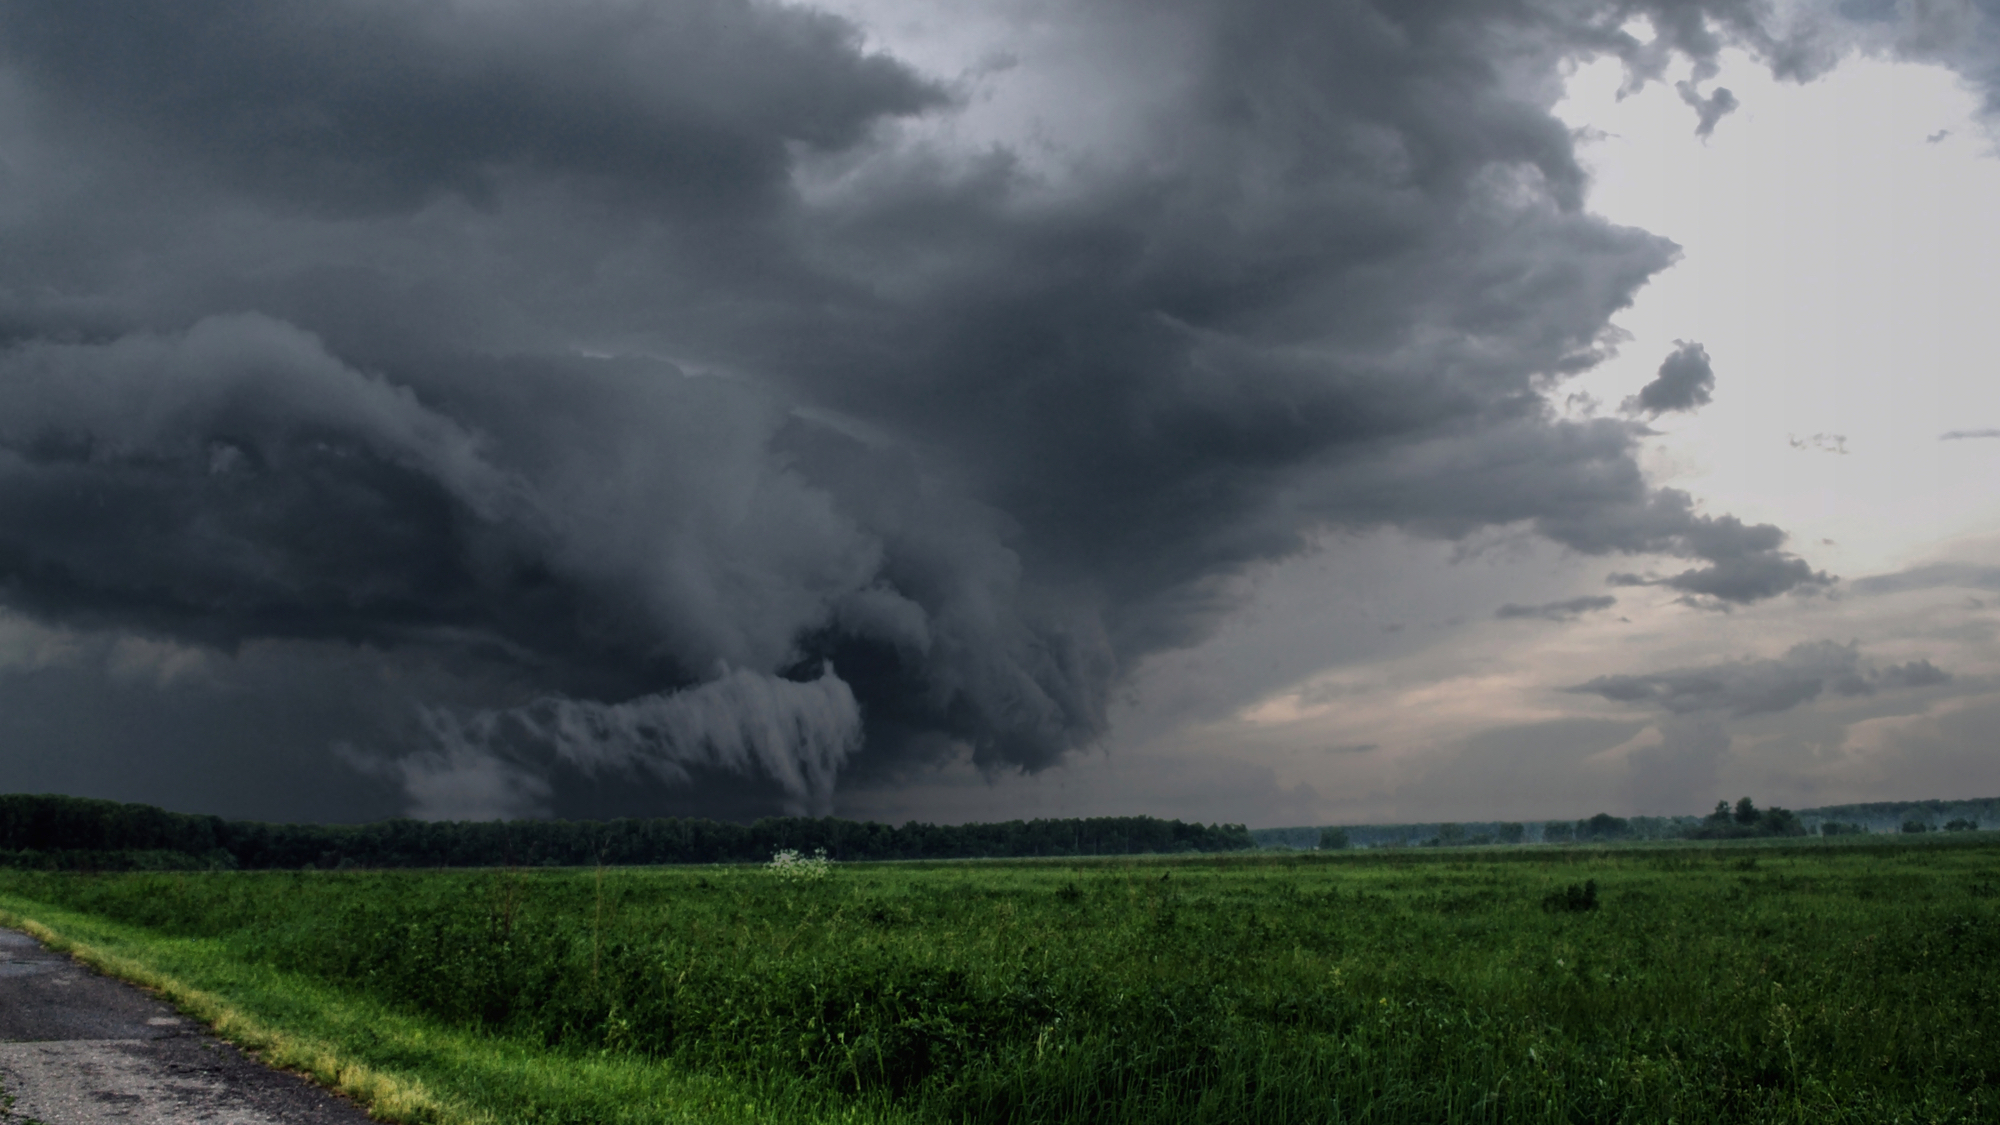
[0,836,1994,1124]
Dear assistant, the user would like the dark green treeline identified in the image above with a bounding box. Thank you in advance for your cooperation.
[0,793,1252,870]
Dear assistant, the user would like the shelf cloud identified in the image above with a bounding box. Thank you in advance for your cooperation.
[0,0,1972,818]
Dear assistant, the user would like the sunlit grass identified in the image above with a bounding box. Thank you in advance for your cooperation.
[0,835,1993,1123]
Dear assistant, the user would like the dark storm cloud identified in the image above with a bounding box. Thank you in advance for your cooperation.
[0,0,1854,818]
[1567,640,1950,716]
[0,0,944,218]
[1625,341,1716,415]
[1495,595,1618,621]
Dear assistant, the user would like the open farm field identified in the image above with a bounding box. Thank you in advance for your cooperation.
[0,836,1995,1124]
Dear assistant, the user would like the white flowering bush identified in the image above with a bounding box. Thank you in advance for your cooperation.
[766,846,832,881]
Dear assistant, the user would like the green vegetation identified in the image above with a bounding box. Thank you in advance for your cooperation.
[0,835,1995,1124]
[0,793,1250,869]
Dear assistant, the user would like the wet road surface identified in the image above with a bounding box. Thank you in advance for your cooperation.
[0,928,376,1123]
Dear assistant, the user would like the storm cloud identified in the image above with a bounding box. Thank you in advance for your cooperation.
[0,0,1877,818]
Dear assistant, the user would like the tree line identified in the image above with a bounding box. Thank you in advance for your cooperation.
[0,793,1254,870]
[1305,797,1976,850]
[1533,800,1807,843]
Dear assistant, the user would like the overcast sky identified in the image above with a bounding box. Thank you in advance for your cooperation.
[0,0,1994,827]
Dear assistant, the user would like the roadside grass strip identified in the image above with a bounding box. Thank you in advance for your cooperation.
[0,897,883,1125]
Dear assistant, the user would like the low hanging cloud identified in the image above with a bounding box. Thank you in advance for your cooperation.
[1790,433,1848,454]
[0,0,1891,817]
[1851,563,2000,597]
[1596,501,1833,605]
[374,743,556,824]
[410,665,864,818]
[1566,640,1950,717]
[1676,82,1741,137]
[1495,595,1618,621]
[1877,659,1953,690]
[1624,341,1716,416]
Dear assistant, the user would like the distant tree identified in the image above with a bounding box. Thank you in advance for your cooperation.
[1901,819,1934,834]
[1318,827,1350,850]
[1497,822,1526,845]
[1683,798,1806,840]
[1734,797,1760,826]
[1756,806,1806,837]
[1819,820,1866,836]
[1436,823,1466,846]
[1577,813,1632,841]
[1543,820,1574,844]
[1942,818,1978,832]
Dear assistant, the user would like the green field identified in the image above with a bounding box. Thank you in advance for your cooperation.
[0,836,1995,1124]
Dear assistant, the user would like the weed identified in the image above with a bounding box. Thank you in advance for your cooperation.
[1540,879,1599,913]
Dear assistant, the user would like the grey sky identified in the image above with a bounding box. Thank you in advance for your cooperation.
[0,0,1994,824]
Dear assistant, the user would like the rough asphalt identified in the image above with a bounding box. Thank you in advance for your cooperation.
[0,928,377,1123]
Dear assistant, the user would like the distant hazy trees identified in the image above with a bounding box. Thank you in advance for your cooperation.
[0,794,1255,870]
[1943,818,1980,832]
[1686,797,1806,840]
[1577,813,1632,841]
[1541,813,1635,844]
[1318,827,1350,850]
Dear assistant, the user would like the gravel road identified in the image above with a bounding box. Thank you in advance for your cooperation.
[0,928,376,1124]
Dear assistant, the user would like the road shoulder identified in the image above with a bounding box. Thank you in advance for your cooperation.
[0,927,376,1124]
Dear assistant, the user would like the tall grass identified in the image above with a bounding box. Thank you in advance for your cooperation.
[0,836,1994,1123]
